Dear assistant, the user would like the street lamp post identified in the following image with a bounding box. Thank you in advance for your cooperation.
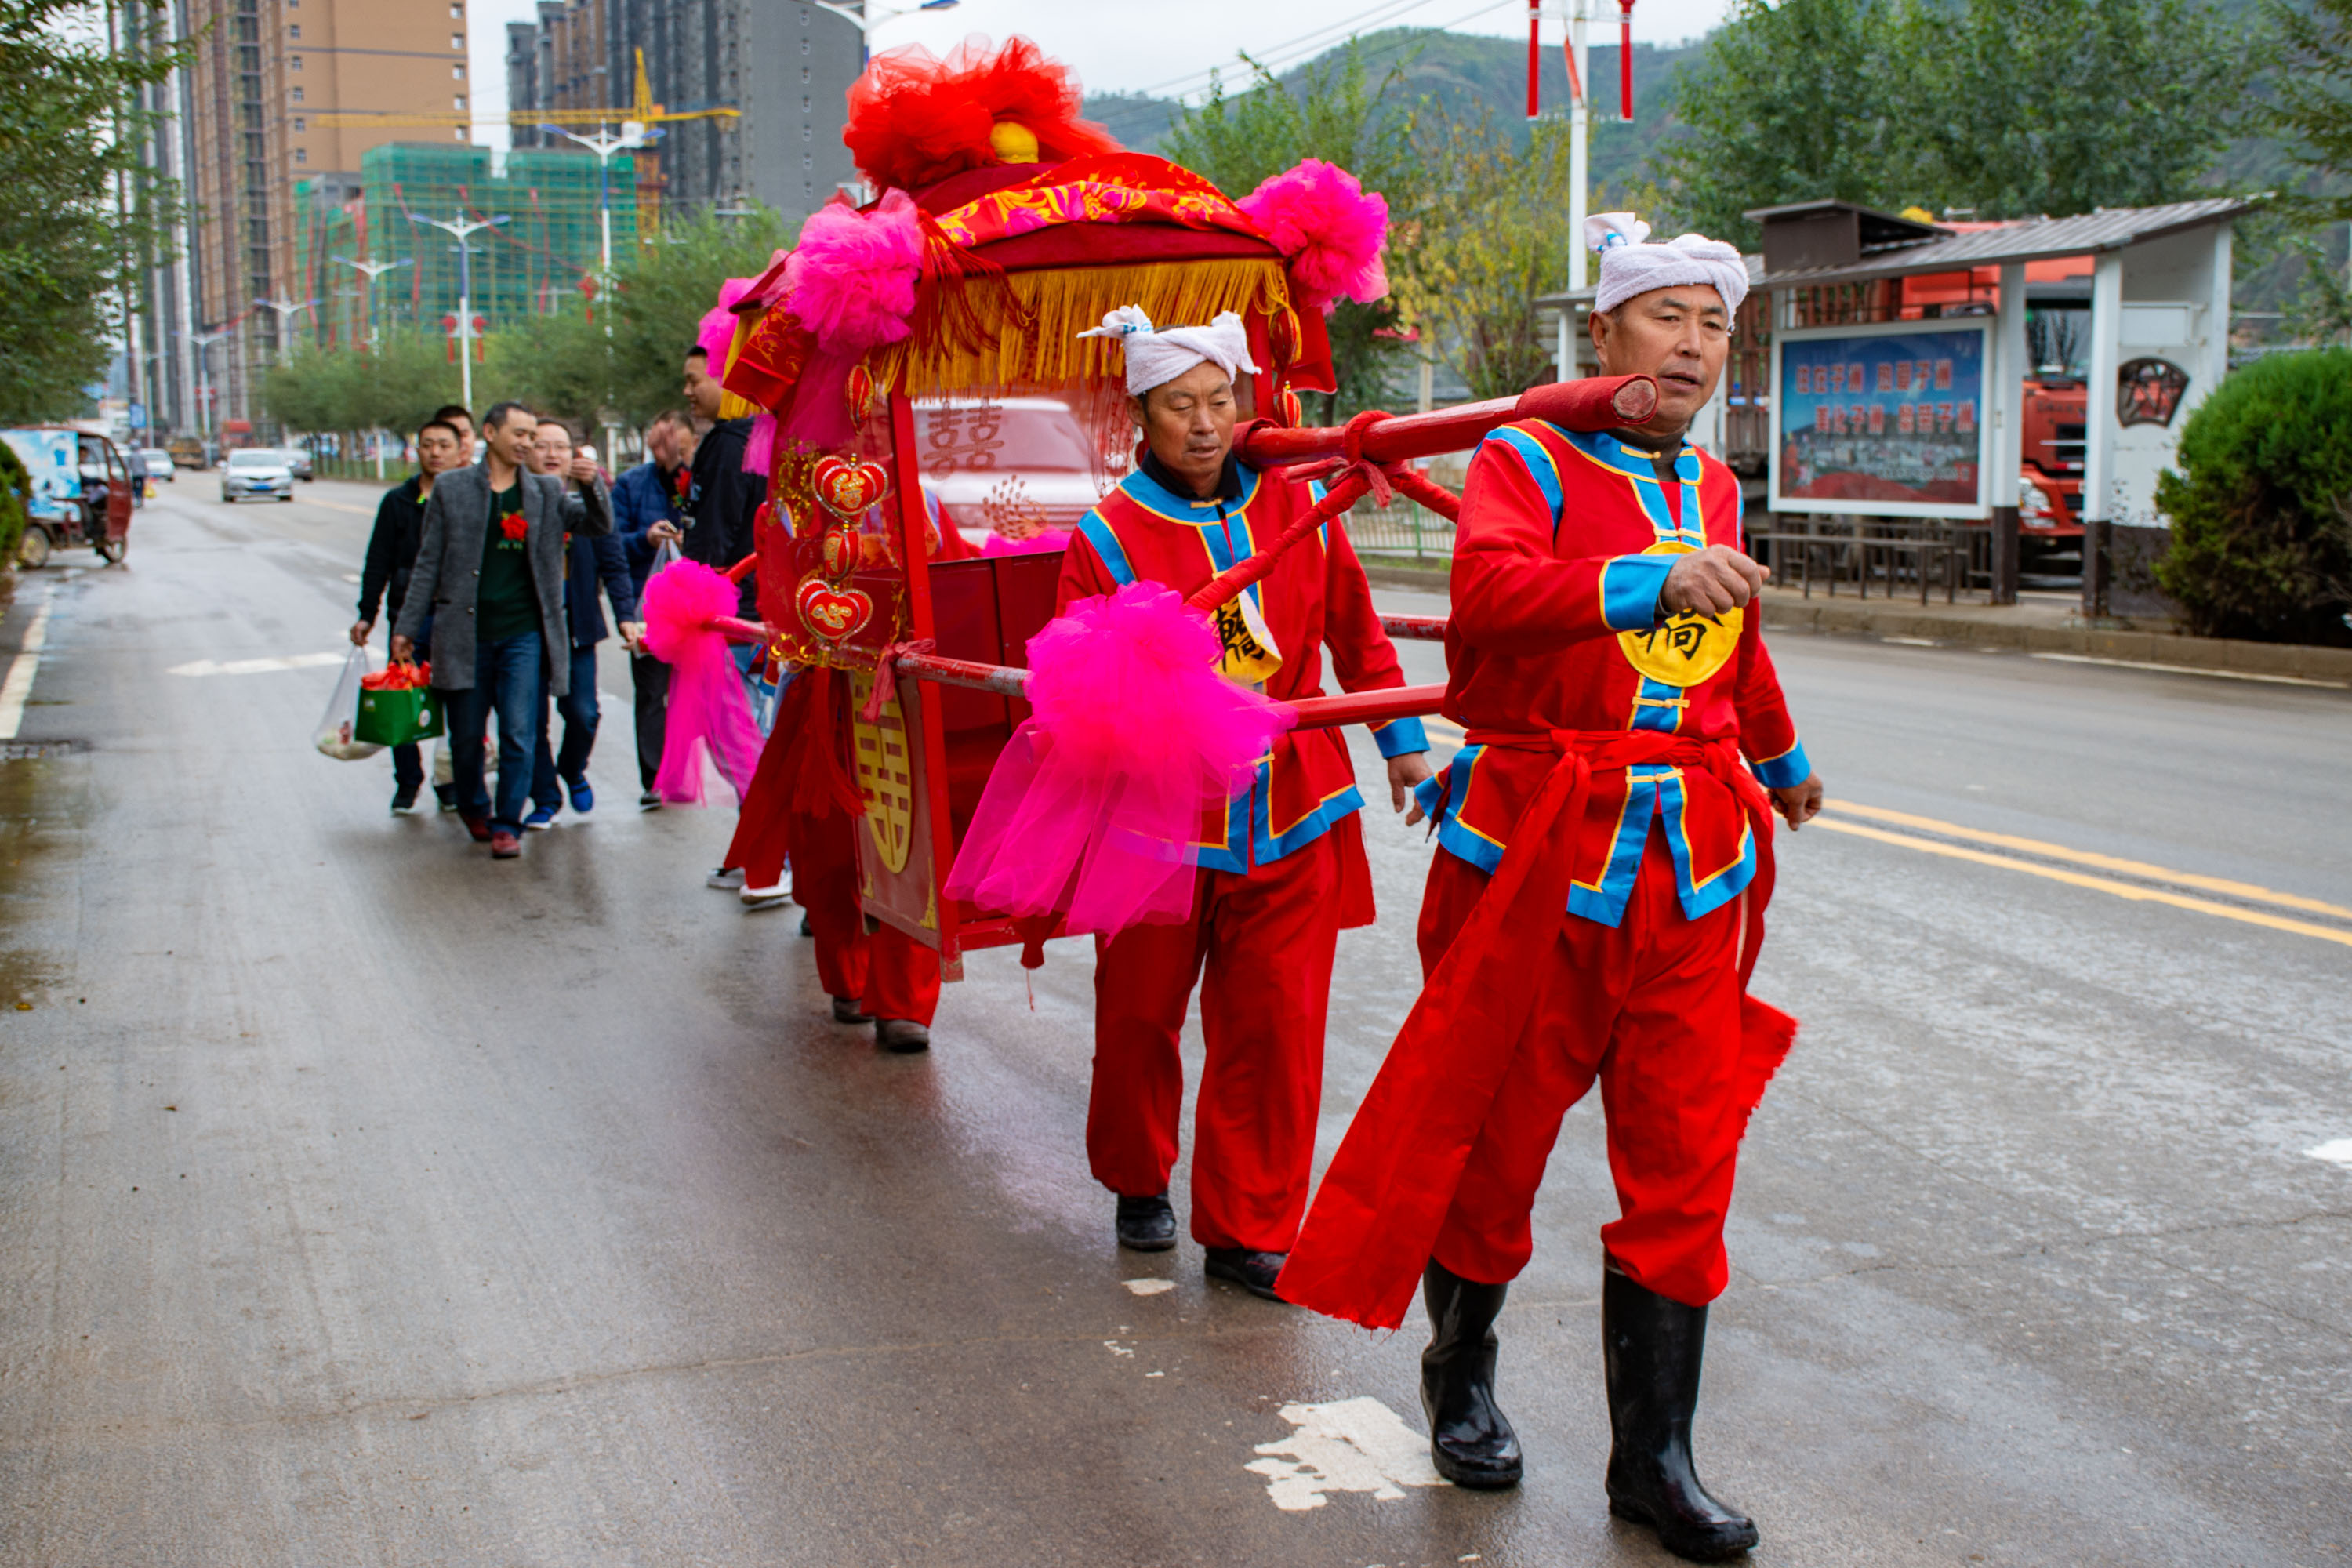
[538,121,658,285]
[191,325,234,446]
[333,256,415,351]
[812,0,961,63]
[408,211,508,412]
[252,296,318,364]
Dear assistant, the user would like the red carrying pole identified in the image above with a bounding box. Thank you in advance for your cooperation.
[1620,0,1635,122]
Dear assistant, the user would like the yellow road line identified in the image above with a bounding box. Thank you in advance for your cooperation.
[1823,800,2352,921]
[1813,818,2352,950]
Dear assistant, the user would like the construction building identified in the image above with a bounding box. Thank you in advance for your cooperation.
[503,0,861,229]
[290,144,636,350]
[171,0,470,433]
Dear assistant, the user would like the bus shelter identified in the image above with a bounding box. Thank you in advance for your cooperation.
[1540,194,2256,610]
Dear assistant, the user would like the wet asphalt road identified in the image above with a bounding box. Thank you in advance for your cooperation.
[0,480,2347,1567]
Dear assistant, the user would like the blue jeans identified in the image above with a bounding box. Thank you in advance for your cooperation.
[447,630,545,833]
[532,644,602,807]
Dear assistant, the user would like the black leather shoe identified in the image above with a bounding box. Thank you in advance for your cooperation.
[876,1018,931,1053]
[1602,1269,1759,1562]
[1421,1259,1523,1488]
[829,996,872,1025]
[1114,1194,1177,1252]
[1204,1247,1288,1301]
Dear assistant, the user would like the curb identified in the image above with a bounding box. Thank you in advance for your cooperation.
[1362,561,1451,594]
[1755,597,2352,685]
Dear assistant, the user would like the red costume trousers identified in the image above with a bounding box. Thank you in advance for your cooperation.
[1089,833,1342,1253]
[788,804,941,1026]
[1421,832,1747,1308]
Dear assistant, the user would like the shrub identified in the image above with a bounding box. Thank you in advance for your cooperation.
[0,440,27,564]
[2154,347,2352,644]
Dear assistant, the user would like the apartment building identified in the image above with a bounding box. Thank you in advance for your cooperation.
[176,0,467,430]
[503,0,860,230]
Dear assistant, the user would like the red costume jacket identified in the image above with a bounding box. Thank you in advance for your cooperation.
[1415,422,1809,925]
[1061,460,1426,875]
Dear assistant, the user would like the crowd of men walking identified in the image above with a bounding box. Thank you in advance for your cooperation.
[347,343,757,864]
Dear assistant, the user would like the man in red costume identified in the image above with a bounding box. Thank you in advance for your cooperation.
[720,469,971,1056]
[1061,306,1432,1298]
[1276,216,1823,1563]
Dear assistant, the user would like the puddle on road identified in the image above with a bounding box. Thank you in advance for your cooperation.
[1246,1396,1446,1511]
[0,754,67,1011]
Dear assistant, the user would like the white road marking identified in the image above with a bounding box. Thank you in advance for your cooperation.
[1246,1396,1446,1511]
[2029,652,2348,689]
[168,652,347,677]
[0,590,56,740]
[2307,1140,2352,1168]
[1103,1341,1134,1358]
[1881,636,1940,646]
[340,572,361,583]
[1122,1279,1175,1296]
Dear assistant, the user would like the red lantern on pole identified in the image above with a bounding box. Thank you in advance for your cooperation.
[1620,0,1636,122]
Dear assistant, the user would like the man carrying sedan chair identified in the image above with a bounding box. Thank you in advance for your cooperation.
[1276,216,1824,1563]
[1058,307,1433,1298]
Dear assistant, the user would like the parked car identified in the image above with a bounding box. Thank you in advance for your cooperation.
[138,446,175,482]
[0,426,131,565]
[278,445,314,481]
[166,435,209,470]
[220,448,294,504]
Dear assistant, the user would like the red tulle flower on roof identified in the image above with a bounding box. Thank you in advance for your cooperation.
[844,34,1123,194]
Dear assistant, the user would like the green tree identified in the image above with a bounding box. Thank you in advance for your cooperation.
[0,0,190,423]
[1164,42,1427,418]
[2268,0,2352,224]
[263,330,459,439]
[1397,116,1579,401]
[1653,0,1912,245]
[1657,0,2246,247]
[1903,0,2245,220]
[2153,347,2352,644]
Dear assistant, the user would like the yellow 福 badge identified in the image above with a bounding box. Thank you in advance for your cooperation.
[1210,590,1283,688]
[1618,540,1740,688]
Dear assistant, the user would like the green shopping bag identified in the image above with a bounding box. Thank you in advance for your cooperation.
[353,683,445,746]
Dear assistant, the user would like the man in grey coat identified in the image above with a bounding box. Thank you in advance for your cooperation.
[394,401,612,858]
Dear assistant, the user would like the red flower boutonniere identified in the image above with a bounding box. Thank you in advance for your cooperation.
[499,512,528,543]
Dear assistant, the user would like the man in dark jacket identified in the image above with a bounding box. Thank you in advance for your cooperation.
[609,409,691,808]
[350,419,464,812]
[392,401,612,860]
[681,343,764,619]
[524,418,641,826]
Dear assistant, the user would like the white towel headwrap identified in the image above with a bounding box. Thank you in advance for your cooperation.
[1079,305,1264,397]
[1584,212,1748,318]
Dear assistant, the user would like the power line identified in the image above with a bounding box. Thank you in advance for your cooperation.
[1134,0,1462,100]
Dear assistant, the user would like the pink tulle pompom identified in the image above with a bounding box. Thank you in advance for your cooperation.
[978,528,1072,557]
[946,581,1292,938]
[696,275,757,365]
[639,559,761,805]
[742,411,776,476]
[1238,158,1391,312]
[783,191,924,357]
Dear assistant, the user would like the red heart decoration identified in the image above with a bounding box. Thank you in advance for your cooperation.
[811,455,890,521]
[818,524,861,578]
[797,576,875,644]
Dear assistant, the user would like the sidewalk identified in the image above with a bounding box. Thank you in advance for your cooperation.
[1358,561,2352,686]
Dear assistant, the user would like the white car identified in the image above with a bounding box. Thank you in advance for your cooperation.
[220,448,294,503]
[137,447,174,481]
[914,397,1116,549]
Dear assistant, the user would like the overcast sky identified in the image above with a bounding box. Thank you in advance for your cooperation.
[466,0,1733,150]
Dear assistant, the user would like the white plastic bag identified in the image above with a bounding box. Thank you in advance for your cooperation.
[649,538,682,576]
[314,644,383,760]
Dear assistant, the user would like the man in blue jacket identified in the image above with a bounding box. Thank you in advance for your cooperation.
[524,418,641,827]
[609,410,690,810]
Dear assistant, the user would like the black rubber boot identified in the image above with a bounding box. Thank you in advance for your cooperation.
[1420,1259,1523,1488]
[1602,1269,1758,1562]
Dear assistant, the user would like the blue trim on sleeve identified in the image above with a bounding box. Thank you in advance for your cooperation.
[1373,717,1429,759]
[1075,511,1135,587]
[1600,554,1674,631]
[1485,426,1565,530]
[1412,768,1449,822]
[1750,740,1811,791]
